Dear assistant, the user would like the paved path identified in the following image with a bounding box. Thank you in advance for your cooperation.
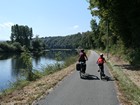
[33,51,120,105]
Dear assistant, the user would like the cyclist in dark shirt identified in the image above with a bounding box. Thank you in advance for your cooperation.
[78,49,88,63]
[78,49,88,73]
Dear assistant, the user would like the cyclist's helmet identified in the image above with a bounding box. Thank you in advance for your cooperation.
[100,53,103,56]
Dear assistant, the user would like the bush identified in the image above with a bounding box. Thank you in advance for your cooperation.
[0,42,16,52]
[126,49,140,65]
[12,42,23,52]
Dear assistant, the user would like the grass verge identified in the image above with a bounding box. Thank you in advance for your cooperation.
[107,61,140,105]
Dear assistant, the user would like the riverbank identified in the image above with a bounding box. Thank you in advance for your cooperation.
[0,49,78,91]
[0,50,81,104]
[0,63,76,104]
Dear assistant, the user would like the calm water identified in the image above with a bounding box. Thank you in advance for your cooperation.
[0,50,77,91]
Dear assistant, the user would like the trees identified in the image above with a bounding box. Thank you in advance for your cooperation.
[11,24,33,47]
[32,35,46,51]
[0,24,33,52]
[43,32,95,49]
[88,0,140,64]
[20,48,33,81]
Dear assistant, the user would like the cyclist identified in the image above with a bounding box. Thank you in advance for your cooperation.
[97,53,106,76]
[78,49,88,73]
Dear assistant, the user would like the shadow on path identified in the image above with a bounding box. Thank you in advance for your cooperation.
[80,73,100,80]
[80,73,115,81]
[100,75,115,81]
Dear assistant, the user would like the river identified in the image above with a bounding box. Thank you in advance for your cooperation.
[0,50,77,91]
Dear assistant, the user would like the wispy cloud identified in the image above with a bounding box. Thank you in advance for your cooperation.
[0,22,14,40]
[0,22,14,30]
[73,25,79,29]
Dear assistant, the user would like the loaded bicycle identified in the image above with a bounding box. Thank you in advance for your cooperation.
[76,61,86,78]
[98,65,109,81]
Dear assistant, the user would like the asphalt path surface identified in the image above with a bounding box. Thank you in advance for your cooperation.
[33,51,120,105]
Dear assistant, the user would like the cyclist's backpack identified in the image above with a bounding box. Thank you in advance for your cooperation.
[97,57,104,64]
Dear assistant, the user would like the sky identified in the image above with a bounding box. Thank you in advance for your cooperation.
[0,0,95,41]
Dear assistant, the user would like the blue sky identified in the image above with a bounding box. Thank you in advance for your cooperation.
[0,0,94,40]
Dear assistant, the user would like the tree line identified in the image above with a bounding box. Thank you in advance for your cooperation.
[42,31,94,49]
[87,0,140,65]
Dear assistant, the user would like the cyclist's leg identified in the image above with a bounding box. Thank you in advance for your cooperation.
[98,64,103,79]
[83,63,86,73]
[83,61,87,73]
[99,64,103,75]
[81,64,84,73]
[80,61,85,73]
[101,64,105,76]
[98,64,102,71]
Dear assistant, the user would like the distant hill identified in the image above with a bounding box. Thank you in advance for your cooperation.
[0,40,7,42]
[42,32,84,49]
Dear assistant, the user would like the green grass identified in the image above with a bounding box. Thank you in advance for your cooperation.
[107,61,140,105]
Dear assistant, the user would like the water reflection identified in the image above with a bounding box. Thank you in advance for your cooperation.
[0,50,77,90]
[11,55,25,77]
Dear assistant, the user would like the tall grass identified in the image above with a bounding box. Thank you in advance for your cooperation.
[108,62,140,105]
[40,55,78,76]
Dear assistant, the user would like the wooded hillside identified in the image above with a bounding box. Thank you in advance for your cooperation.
[88,0,140,65]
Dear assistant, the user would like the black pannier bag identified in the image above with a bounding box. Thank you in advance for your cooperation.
[76,63,81,71]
